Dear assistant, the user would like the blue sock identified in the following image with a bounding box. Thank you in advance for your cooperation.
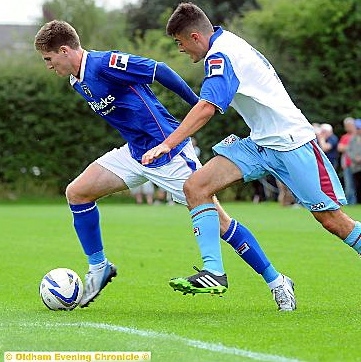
[222,219,280,283]
[190,204,224,275]
[344,221,361,253]
[69,202,106,265]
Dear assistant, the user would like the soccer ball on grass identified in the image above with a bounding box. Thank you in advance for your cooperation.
[39,267,83,310]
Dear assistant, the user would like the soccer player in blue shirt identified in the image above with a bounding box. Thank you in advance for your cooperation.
[142,2,361,310]
[34,20,295,311]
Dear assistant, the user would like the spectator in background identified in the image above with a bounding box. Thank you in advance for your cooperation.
[317,123,339,169]
[252,176,282,204]
[154,186,176,206]
[252,180,266,203]
[275,179,296,207]
[191,137,201,158]
[347,119,361,203]
[337,117,356,205]
[312,122,321,136]
[130,181,155,205]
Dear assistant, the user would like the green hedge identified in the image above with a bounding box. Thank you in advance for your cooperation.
[0,63,121,197]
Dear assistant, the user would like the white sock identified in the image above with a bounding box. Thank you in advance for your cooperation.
[89,259,108,272]
[267,274,284,290]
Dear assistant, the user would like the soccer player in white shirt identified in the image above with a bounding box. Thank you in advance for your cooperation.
[142,2,361,309]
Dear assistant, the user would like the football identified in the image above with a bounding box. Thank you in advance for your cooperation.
[39,268,83,310]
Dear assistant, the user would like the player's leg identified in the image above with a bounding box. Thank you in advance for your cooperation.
[142,181,155,205]
[343,166,357,205]
[183,156,238,274]
[183,136,296,309]
[215,198,280,280]
[67,145,145,307]
[147,139,294,307]
[311,209,361,254]
[215,197,295,310]
[66,161,127,307]
[163,156,233,296]
[66,161,128,258]
[145,142,229,295]
[184,156,295,309]
[278,140,361,256]
[130,185,144,204]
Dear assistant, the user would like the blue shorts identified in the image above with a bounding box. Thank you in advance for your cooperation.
[213,135,346,211]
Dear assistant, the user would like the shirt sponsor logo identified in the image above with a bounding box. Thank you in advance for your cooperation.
[88,94,115,112]
[109,52,129,70]
[207,58,224,76]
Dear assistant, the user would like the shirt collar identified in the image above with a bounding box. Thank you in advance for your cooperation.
[70,50,88,85]
[78,50,88,82]
[209,26,223,48]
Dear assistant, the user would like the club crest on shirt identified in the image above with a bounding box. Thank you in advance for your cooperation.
[222,134,238,146]
[207,58,224,76]
[81,83,92,97]
[109,52,129,70]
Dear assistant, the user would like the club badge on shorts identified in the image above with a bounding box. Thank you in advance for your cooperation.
[222,134,238,146]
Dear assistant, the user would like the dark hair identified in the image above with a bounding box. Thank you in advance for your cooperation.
[166,2,213,36]
[34,20,80,52]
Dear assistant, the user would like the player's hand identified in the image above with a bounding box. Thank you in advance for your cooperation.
[142,143,171,165]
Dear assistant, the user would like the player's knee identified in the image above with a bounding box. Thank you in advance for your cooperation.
[65,182,76,203]
[65,181,85,204]
[184,177,204,203]
[183,178,195,198]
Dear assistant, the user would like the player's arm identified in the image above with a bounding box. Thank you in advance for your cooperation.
[142,54,235,165]
[154,62,199,106]
[142,100,215,165]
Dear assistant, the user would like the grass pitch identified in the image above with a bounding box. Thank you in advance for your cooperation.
[1,201,361,362]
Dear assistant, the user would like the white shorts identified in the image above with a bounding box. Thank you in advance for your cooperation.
[96,142,202,205]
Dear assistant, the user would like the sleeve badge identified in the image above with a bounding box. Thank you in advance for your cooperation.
[109,52,129,70]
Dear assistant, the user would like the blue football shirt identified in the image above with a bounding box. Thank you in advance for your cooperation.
[70,50,189,167]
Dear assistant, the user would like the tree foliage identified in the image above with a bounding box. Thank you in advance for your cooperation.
[236,0,361,130]
[40,0,131,50]
[124,0,260,38]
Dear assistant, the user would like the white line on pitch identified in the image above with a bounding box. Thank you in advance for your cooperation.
[11,322,304,362]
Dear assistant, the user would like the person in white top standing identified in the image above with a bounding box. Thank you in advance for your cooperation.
[142,2,361,309]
